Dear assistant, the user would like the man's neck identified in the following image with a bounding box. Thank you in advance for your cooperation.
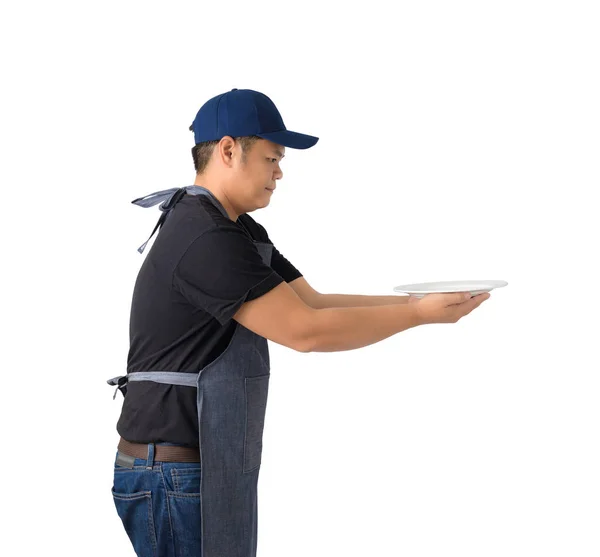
[192,180,239,221]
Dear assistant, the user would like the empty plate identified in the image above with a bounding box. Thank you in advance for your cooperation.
[393,280,508,298]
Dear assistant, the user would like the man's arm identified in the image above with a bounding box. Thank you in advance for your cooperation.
[233,281,422,353]
[314,293,410,308]
[289,277,409,309]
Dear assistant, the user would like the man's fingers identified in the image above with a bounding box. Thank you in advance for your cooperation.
[471,292,491,306]
[447,292,472,305]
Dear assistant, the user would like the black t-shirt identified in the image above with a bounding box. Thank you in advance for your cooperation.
[116,190,302,446]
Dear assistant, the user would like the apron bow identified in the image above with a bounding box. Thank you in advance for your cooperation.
[131,187,187,254]
[107,375,129,399]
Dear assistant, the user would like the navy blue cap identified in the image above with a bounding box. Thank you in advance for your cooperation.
[189,88,319,149]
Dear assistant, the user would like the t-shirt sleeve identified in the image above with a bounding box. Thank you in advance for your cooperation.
[253,221,303,283]
[172,226,284,326]
[270,244,303,283]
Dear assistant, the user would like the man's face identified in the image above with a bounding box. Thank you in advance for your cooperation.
[232,138,285,210]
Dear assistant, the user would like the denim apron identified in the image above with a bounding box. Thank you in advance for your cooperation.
[108,185,273,557]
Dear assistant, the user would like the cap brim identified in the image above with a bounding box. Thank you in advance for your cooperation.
[256,129,319,149]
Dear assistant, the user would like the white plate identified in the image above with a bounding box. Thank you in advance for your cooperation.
[393,280,508,298]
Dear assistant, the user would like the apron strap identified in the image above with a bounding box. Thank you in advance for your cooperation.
[107,371,199,399]
[127,371,199,387]
[132,187,187,254]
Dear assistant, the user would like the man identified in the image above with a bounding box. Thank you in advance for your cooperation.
[108,88,490,557]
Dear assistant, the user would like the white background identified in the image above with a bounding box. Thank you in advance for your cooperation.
[2,1,599,555]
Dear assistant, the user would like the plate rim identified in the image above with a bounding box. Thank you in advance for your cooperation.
[393,279,508,293]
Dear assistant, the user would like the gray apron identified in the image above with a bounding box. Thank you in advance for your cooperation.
[108,185,273,557]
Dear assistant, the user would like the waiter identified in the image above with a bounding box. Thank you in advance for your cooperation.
[108,88,490,557]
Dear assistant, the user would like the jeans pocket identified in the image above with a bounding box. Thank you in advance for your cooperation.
[166,467,202,556]
[243,373,270,473]
[112,488,158,557]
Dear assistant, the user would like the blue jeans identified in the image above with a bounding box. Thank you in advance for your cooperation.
[111,444,202,557]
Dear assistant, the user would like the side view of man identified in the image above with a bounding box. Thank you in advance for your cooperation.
[108,88,490,557]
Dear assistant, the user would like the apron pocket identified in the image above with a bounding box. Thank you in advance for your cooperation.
[243,374,270,473]
[111,489,158,556]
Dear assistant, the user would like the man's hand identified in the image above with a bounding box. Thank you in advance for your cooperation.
[412,292,490,325]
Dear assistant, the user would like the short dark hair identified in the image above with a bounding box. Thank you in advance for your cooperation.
[188,126,262,175]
